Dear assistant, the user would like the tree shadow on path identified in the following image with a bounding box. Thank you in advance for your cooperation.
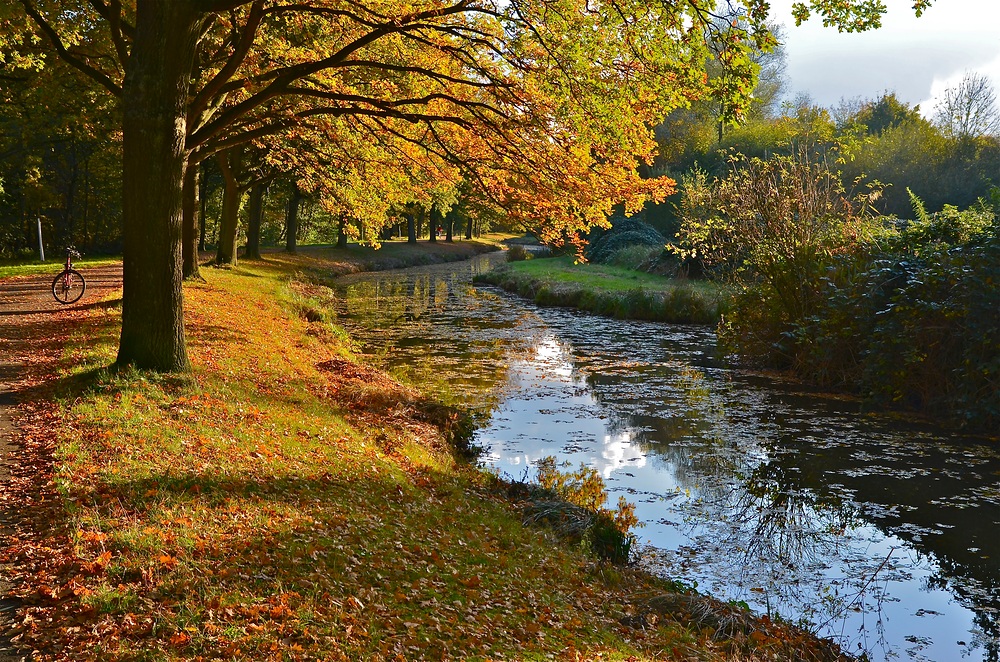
[0,263,122,662]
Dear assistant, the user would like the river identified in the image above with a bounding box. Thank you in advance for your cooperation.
[330,251,1000,662]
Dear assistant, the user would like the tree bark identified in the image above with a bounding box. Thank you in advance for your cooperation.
[445,209,455,242]
[215,150,241,266]
[407,213,416,244]
[428,206,439,243]
[336,215,349,249]
[285,185,303,253]
[117,0,200,371]
[244,182,265,259]
[198,162,207,252]
[182,156,201,279]
[465,215,473,240]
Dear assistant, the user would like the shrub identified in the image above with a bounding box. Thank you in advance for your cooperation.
[533,457,639,564]
[586,213,665,265]
[506,244,531,262]
[608,244,663,270]
[693,154,998,430]
[756,203,998,429]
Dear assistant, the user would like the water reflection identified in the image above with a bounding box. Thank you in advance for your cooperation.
[330,255,1000,662]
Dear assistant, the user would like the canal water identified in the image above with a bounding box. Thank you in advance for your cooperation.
[331,252,1000,662]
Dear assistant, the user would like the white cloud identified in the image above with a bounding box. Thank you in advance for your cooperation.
[767,0,1000,109]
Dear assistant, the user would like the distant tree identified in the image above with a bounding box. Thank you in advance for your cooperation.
[933,72,1000,140]
[853,93,921,136]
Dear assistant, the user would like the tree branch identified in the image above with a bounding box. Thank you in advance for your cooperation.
[18,0,123,96]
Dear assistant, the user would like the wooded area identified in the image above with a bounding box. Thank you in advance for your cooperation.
[0,0,944,372]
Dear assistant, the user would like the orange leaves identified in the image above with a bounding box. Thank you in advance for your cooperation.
[168,631,191,647]
[80,550,112,577]
[157,554,178,569]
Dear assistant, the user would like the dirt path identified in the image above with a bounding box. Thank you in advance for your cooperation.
[0,264,122,661]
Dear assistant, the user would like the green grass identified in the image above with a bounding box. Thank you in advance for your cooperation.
[478,256,731,325]
[0,254,121,278]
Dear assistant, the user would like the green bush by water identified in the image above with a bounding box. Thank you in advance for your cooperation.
[716,184,999,431]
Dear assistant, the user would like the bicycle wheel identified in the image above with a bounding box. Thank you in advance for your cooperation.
[52,269,86,304]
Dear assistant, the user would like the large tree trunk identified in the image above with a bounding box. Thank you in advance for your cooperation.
[198,162,207,252]
[465,215,473,240]
[285,185,303,253]
[407,213,416,244]
[244,182,265,259]
[117,0,200,371]
[428,207,439,243]
[215,150,240,266]
[445,209,455,242]
[336,215,349,249]
[182,156,201,279]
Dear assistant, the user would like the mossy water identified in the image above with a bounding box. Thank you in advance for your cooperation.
[331,252,1000,662]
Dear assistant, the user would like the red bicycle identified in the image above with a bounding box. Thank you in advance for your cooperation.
[52,247,86,304]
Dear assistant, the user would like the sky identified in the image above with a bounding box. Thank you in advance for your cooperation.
[765,0,1000,117]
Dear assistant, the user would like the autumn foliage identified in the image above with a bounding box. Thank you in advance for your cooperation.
[0,254,852,661]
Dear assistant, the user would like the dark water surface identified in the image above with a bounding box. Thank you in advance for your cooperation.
[332,253,1000,662]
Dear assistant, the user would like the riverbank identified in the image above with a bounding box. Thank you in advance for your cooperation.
[476,256,728,325]
[262,237,503,278]
[1,248,850,660]
[0,238,502,281]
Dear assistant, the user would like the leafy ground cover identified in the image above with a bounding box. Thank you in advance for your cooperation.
[476,256,729,325]
[1,250,849,661]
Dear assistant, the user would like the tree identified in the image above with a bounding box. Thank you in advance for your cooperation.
[933,71,1000,140]
[16,0,897,372]
[284,183,305,253]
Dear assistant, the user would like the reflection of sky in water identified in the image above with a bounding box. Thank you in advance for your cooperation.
[474,324,998,662]
[481,335,648,480]
[332,258,1000,662]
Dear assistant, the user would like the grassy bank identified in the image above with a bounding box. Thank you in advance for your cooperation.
[0,254,122,279]
[4,251,847,661]
[0,238,502,281]
[477,256,729,325]
[262,237,503,279]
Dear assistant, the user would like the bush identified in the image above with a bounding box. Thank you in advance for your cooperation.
[506,244,531,262]
[586,213,665,265]
[533,457,639,564]
[745,204,999,430]
[608,244,663,270]
[700,155,998,430]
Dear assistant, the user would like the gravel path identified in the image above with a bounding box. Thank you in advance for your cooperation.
[0,264,122,661]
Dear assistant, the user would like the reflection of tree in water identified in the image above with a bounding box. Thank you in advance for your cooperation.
[569,345,1000,658]
[332,259,542,419]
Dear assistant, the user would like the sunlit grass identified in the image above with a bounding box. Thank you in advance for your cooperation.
[478,256,732,325]
[45,263,699,661]
[0,254,121,278]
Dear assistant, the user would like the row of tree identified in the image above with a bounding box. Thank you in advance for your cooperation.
[1,0,942,371]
